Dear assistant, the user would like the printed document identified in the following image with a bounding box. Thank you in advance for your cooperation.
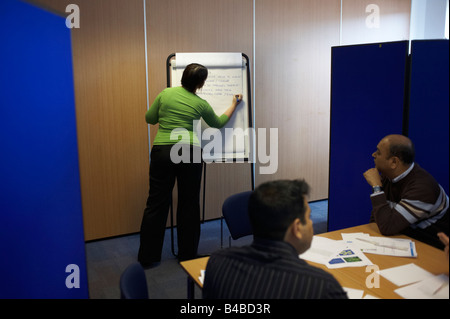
[341,233,417,257]
[300,236,372,269]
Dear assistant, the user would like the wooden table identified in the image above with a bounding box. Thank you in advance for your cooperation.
[179,223,449,299]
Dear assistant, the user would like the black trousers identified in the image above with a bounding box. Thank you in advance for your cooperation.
[138,144,203,263]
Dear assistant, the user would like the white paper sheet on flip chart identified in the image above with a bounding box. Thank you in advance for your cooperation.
[175,52,243,68]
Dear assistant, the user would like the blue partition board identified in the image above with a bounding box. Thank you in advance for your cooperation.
[328,42,407,232]
[0,0,88,298]
[408,40,449,195]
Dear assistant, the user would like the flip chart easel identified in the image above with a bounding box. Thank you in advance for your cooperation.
[166,52,254,255]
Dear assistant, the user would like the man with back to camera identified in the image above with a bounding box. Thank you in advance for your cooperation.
[363,134,449,249]
[202,179,347,299]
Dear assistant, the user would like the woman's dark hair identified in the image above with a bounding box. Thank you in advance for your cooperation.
[248,179,310,241]
[181,63,208,93]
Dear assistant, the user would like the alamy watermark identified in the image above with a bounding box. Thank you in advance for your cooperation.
[65,264,80,289]
[366,4,381,29]
[365,265,380,289]
[170,120,278,175]
[65,4,80,29]
[64,3,381,30]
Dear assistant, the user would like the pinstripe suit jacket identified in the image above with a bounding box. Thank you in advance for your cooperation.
[202,238,347,299]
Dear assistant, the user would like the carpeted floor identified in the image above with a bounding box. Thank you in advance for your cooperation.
[84,200,328,299]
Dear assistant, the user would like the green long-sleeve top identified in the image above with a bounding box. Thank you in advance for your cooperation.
[146,87,230,146]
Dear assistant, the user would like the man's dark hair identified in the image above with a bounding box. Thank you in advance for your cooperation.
[248,179,310,241]
[389,142,415,164]
[181,63,208,93]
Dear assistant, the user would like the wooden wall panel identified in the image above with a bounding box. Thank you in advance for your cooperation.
[29,0,414,240]
[254,0,340,200]
[146,0,254,223]
[341,0,411,45]
[32,0,149,240]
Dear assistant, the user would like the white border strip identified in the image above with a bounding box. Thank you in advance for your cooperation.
[143,0,151,159]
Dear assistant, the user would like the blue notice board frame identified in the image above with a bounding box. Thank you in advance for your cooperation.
[328,41,408,232]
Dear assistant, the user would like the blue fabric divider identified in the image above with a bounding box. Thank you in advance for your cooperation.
[408,40,449,194]
[328,41,408,232]
[0,0,88,298]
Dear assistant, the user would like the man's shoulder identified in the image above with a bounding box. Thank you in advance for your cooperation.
[209,246,339,283]
[209,245,253,260]
[406,163,441,193]
[204,246,346,299]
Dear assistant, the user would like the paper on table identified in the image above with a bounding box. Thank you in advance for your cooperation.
[300,236,372,269]
[199,269,205,285]
[395,274,449,299]
[343,287,379,299]
[379,263,434,286]
[343,287,364,299]
[341,233,377,250]
[326,243,373,269]
[299,236,346,265]
[342,233,417,257]
[363,294,379,299]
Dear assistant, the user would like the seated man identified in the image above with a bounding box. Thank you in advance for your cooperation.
[363,134,449,249]
[202,179,347,299]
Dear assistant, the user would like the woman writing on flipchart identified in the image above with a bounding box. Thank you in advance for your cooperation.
[138,63,243,266]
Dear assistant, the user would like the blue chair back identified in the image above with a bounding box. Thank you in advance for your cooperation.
[222,191,253,240]
[120,262,149,299]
